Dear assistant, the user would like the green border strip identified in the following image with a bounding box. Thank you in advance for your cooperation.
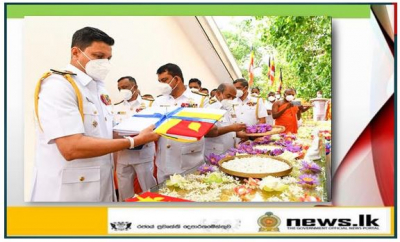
[6,4,370,18]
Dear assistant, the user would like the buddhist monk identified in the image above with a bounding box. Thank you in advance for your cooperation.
[272,88,310,133]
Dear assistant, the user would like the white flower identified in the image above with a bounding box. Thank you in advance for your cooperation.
[281,176,297,185]
[227,195,242,202]
[288,184,304,197]
[221,157,290,173]
[259,176,288,192]
[267,196,283,202]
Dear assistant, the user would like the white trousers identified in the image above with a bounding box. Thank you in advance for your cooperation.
[116,161,157,202]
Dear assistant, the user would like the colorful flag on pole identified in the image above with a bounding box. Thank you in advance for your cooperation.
[277,68,283,92]
[267,57,271,80]
[269,57,275,87]
[248,47,255,87]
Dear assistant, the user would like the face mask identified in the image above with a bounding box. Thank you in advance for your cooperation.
[268,96,276,102]
[78,49,111,81]
[236,89,244,98]
[190,88,200,92]
[120,87,135,101]
[157,77,176,96]
[220,99,233,111]
[285,95,295,102]
[317,94,323,98]
[276,94,281,99]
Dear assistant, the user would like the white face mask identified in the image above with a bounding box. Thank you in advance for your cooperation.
[220,99,233,111]
[268,96,276,102]
[190,88,200,92]
[78,49,111,81]
[236,89,244,98]
[120,87,135,101]
[285,95,295,102]
[317,94,323,98]
[276,94,281,99]
[157,77,176,96]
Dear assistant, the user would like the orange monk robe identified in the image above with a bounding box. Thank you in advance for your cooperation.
[326,100,332,120]
[275,102,299,133]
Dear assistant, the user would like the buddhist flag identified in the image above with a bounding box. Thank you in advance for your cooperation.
[277,68,283,92]
[154,108,226,142]
[269,57,275,86]
[125,192,192,202]
[248,47,255,87]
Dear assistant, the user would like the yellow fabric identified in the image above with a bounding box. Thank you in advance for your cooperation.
[154,119,181,134]
[174,111,223,121]
[188,122,201,132]
[34,71,84,131]
[160,134,197,143]
[200,96,206,108]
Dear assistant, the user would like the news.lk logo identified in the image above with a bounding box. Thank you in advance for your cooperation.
[286,214,379,231]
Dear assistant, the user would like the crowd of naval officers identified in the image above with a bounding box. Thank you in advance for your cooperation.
[32,26,307,202]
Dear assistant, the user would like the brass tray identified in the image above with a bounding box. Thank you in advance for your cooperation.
[244,125,286,137]
[218,154,293,178]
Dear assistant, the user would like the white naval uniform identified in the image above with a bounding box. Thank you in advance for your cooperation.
[113,96,156,201]
[31,64,115,202]
[312,98,329,121]
[265,100,275,125]
[152,88,209,183]
[205,101,236,156]
[233,95,267,125]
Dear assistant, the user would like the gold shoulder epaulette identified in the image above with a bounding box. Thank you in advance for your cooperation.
[142,96,155,102]
[50,69,77,76]
[209,99,217,104]
[191,90,208,96]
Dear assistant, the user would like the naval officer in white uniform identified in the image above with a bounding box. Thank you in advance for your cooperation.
[31,27,159,202]
[232,78,267,126]
[152,63,218,183]
[205,83,247,156]
[113,76,157,201]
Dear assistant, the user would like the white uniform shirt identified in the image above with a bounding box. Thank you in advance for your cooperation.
[233,95,267,125]
[152,88,209,183]
[312,99,328,121]
[113,96,155,164]
[205,101,236,156]
[265,100,275,125]
[31,64,115,202]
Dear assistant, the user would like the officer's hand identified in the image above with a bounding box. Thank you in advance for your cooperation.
[231,123,247,132]
[138,124,160,143]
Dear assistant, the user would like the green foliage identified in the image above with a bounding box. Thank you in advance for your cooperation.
[219,16,331,100]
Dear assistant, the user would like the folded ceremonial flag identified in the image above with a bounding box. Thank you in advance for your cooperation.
[113,107,226,143]
[125,192,192,202]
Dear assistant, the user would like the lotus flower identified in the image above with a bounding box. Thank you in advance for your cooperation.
[245,124,272,134]
[300,161,322,174]
[197,164,217,174]
[285,144,302,153]
[298,174,319,187]
[205,153,224,166]
[270,148,285,156]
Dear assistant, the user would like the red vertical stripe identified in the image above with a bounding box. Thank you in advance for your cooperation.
[394,3,397,35]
